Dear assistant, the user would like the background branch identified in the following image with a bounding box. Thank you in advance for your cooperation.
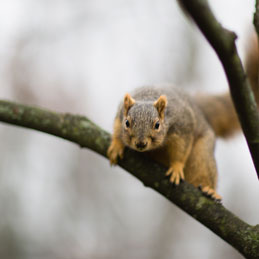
[178,0,259,179]
[255,0,259,35]
[0,99,258,258]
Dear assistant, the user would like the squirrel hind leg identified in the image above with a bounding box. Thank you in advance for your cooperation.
[200,186,222,202]
[184,130,221,201]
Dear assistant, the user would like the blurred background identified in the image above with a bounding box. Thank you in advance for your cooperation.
[0,0,258,258]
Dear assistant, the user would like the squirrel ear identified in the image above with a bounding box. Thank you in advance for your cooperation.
[124,93,135,115]
[154,95,167,119]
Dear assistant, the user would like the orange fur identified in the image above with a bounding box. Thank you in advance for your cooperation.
[107,118,124,165]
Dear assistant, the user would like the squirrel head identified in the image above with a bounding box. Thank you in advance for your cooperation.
[122,93,168,152]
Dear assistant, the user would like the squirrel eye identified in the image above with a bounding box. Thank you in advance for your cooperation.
[154,121,160,130]
[125,119,130,128]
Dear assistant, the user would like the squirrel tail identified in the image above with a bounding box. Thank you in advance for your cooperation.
[196,35,259,138]
[196,93,240,138]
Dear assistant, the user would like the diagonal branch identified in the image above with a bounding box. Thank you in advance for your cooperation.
[0,99,258,258]
[255,0,259,35]
[178,0,259,179]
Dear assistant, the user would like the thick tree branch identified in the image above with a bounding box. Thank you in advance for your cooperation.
[178,0,259,179]
[0,100,258,258]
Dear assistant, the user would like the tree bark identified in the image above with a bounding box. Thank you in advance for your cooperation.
[0,100,258,258]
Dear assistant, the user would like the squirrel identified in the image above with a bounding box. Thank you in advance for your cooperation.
[107,35,259,201]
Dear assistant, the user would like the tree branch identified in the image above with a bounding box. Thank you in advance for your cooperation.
[178,0,259,179]
[0,100,258,258]
[254,0,259,35]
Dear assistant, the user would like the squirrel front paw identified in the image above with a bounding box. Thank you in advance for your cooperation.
[107,139,124,165]
[166,162,185,185]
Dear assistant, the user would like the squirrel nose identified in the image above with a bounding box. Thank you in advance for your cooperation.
[135,141,147,150]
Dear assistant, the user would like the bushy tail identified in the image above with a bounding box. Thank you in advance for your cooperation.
[196,93,240,138]
[196,34,259,138]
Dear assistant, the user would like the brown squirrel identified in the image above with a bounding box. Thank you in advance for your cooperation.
[107,36,259,201]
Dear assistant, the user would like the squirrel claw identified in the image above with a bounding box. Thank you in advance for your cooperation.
[201,186,222,202]
[166,162,185,185]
